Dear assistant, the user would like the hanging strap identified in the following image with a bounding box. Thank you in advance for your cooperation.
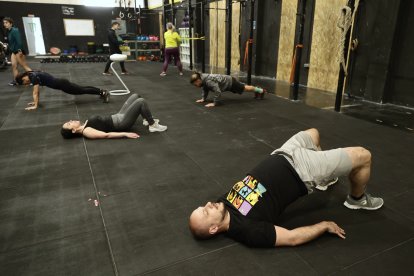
[243,39,253,69]
[289,44,303,84]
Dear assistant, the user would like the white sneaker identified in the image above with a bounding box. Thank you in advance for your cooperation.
[315,177,339,191]
[149,122,167,132]
[143,118,159,126]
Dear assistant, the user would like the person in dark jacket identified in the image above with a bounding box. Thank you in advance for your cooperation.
[103,22,128,75]
[3,17,31,86]
[16,71,110,110]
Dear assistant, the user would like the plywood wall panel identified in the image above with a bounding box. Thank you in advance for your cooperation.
[276,0,298,81]
[209,1,226,71]
[307,0,347,92]
[231,3,241,72]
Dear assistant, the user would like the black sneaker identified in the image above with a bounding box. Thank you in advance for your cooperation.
[259,88,267,100]
[101,90,110,103]
[8,80,17,86]
[254,88,267,100]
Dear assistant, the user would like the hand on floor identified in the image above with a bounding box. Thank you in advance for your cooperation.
[125,132,139,139]
[324,221,346,239]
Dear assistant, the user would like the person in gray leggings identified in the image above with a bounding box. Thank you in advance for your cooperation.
[60,94,167,139]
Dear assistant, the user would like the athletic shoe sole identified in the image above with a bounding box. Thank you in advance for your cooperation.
[315,177,339,191]
[343,200,383,210]
[149,126,167,132]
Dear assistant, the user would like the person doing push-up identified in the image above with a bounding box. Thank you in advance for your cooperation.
[16,71,111,110]
[190,72,267,107]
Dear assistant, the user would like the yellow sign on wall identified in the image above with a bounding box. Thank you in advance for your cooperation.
[148,0,183,9]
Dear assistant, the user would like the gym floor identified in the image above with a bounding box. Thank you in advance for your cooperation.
[0,61,413,275]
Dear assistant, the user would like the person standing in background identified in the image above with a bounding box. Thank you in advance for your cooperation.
[160,22,183,77]
[103,21,128,76]
[3,17,31,86]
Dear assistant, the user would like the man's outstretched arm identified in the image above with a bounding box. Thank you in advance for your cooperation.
[275,221,345,247]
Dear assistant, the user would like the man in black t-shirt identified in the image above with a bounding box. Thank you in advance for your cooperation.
[189,128,384,248]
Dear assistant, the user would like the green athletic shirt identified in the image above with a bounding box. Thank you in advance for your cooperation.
[7,27,23,53]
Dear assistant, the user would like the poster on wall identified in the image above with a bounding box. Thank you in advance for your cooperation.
[64,19,95,36]
[62,6,75,16]
[23,17,46,56]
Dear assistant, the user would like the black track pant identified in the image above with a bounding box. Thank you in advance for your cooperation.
[51,78,102,95]
[104,49,126,73]
[111,94,155,131]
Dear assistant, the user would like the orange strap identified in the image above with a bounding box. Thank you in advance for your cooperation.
[290,44,303,83]
[243,39,253,68]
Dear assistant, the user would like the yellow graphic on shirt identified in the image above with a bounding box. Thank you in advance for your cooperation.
[243,175,257,189]
[233,181,244,192]
[245,191,259,205]
[226,175,267,216]
[227,189,237,203]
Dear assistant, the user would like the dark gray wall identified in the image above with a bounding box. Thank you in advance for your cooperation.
[294,0,315,86]
[384,0,414,106]
[0,1,159,53]
[254,0,282,78]
[347,0,403,104]
[239,1,256,74]
[1,1,113,52]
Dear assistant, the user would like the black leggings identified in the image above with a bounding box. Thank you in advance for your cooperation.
[51,79,102,95]
[111,94,155,131]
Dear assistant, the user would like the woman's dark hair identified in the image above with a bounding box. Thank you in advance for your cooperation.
[190,71,201,84]
[15,71,30,85]
[60,128,82,139]
[111,21,120,27]
[3,17,14,25]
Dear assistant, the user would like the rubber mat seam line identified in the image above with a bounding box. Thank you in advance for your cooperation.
[383,205,414,224]
[136,243,238,276]
[329,236,414,275]
[75,103,119,276]
[0,227,107,255]
[293,250,319,274]
[162,132,224,187]
[0,90,24,130]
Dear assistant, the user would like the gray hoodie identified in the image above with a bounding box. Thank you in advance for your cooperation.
[201,74,233,104]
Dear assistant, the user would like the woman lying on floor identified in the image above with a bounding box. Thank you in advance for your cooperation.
[16,70,110,110]
[61,94,167,139]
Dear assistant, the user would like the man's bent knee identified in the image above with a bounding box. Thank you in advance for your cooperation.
[344,147,371,169]
[304,128,320,145]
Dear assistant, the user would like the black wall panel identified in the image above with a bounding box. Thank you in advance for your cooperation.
[384,0,414,107]
[293,0,315,86]
[254,0,281,78]
[347,0,400,103]
[0,1,159,53]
